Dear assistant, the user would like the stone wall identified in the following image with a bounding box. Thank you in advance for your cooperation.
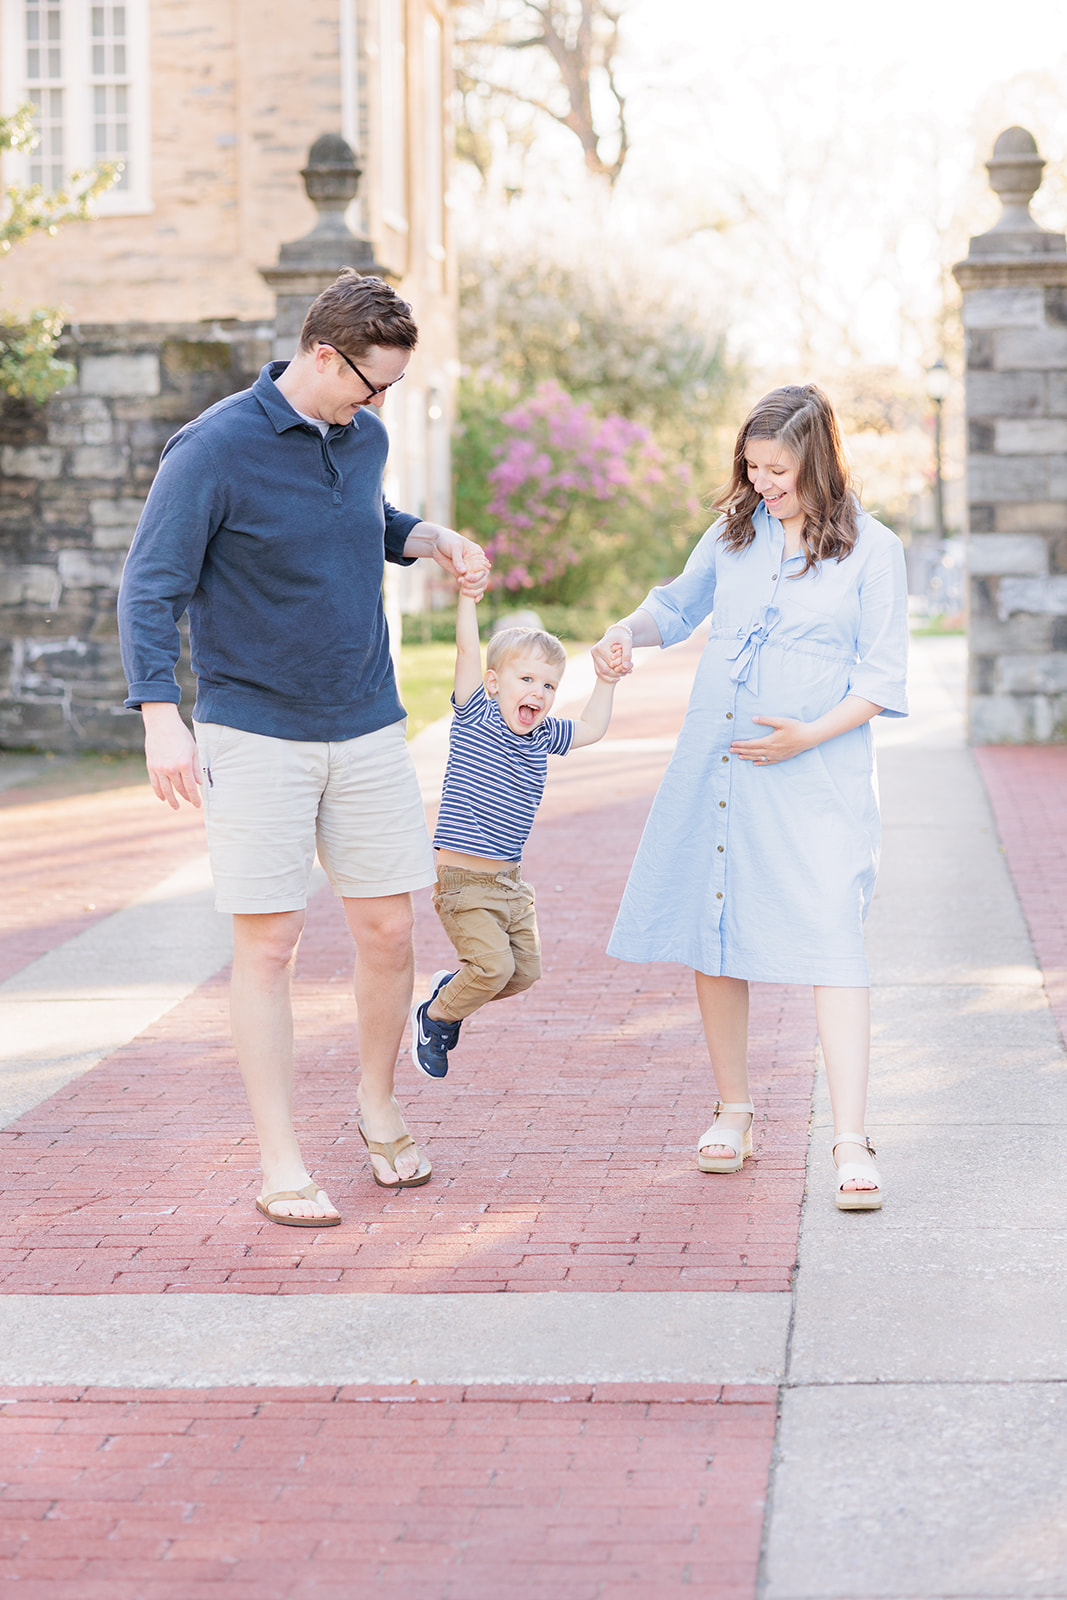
[0,322,270,751]
[954,128,1067,744]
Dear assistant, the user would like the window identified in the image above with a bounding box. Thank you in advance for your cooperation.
[1,0,151,214]
[24,0,64,190]
[90,5,129,186]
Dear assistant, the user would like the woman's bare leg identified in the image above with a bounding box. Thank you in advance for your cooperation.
[813,985,878,1191]
[694,973,752,1157]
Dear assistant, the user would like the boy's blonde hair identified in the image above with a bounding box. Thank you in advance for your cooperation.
[486,627,567,674]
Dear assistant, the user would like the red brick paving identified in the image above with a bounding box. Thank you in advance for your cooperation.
[0,1384,776,1598]
[0,638,815,1295]
[975,746,1067,1047]
[0,782,206,985]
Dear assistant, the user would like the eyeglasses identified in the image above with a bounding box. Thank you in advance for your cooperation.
[319,343,405,402]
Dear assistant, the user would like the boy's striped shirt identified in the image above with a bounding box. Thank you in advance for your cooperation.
[432,683,574,861]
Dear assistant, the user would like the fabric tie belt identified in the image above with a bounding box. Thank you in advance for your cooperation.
[726,605,780,693]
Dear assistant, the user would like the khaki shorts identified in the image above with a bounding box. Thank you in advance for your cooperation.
[194,719,435,914]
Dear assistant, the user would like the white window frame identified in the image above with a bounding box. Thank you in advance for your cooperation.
[1,0,152,216]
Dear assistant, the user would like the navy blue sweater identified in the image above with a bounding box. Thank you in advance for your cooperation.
[118,362,420,741]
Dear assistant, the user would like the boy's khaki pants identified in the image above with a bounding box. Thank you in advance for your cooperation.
[431,864,541,1022]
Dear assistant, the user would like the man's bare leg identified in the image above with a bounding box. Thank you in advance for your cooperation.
[230,909,340,1222]
[343,892,423,1184]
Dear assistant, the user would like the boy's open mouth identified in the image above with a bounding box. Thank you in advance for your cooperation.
[517,701,541,728]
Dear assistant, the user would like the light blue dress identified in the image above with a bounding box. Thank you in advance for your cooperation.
[608,503,909,986]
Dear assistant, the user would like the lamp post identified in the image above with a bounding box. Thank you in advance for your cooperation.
[925,359,950,542]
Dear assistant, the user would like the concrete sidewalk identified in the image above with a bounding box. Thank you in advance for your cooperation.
[0,634,1064,1597]
[767,638,1067,1598]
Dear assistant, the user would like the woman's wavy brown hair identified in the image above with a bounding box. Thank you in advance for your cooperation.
[712,385,858,574]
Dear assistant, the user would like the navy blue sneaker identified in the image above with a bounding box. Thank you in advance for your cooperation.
[411,970,461,1079]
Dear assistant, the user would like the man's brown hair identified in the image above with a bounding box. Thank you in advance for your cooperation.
[299,269,419,359]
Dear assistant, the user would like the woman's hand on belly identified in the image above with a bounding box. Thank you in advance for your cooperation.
[731,694,883,765]
[730,714,813,766]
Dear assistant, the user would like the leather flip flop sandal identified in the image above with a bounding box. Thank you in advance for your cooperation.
[358,1119,432,1188]
[255,1181,342,1227]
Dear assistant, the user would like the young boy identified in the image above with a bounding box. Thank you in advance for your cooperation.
[411,593,620,1078]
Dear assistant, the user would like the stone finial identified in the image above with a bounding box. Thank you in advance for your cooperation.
[986,127,1044,232]
[260,132,389,355]
[299,133,364,241]
[968,127,1065,259]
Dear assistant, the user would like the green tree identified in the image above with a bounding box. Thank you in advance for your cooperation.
[0,105,118,401]
[455,249,742,612]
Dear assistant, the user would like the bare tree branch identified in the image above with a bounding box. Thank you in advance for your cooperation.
[453,0,630,185]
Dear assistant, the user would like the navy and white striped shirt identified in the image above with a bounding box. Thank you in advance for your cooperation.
[432,683,574,861]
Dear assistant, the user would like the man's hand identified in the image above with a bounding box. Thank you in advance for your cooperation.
[404,522,490,598]
[141,702,202,809]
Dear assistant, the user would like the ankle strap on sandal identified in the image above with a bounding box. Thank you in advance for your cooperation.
[713,1100,755,1115]
[832,1132,876,1156]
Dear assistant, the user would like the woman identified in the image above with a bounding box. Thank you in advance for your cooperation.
[592,385,908,1209]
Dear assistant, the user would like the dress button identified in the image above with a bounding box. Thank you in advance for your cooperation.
[726,712,733,720]
[771,572,778,580]
[719,801,726,808]
[716,892,723,900]
[721,755,728,763]
[717,845,724,852]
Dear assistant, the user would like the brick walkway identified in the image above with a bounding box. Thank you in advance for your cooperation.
[12,648,1067,1596]
[0,639,798,1596]
[0,1384,776,1599]
[975,746,1067,1047]
[0,783,205,984]
[0,638,815,1300]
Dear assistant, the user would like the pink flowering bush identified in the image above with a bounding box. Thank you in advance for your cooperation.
[479,381,698,600]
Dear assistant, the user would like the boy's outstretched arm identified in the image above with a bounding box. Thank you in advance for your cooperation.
[569,675,618,750]
[453,591,484,708]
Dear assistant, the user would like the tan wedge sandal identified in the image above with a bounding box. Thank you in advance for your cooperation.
[697,1100,754,1174]
[832,1133,883,1211]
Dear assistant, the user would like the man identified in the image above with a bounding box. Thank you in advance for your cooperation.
[118,270,488,1226]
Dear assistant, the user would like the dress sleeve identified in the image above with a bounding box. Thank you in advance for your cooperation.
[635,521,720,648]
[849,530,909,718]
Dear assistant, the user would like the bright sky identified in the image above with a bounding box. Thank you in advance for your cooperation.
[625,0,1066,128]
[610,0,1067,371]
[463,0,1067,382]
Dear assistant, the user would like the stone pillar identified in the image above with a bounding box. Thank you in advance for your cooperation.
[259,134,389,358]
[953,127,1067,744]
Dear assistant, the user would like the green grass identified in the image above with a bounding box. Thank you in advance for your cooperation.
[397,639,596,740]
[909,613,965,638]
[398,641,458,739]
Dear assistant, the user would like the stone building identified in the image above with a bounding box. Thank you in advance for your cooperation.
[955,127,1067,744]
[0,0,455,749]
